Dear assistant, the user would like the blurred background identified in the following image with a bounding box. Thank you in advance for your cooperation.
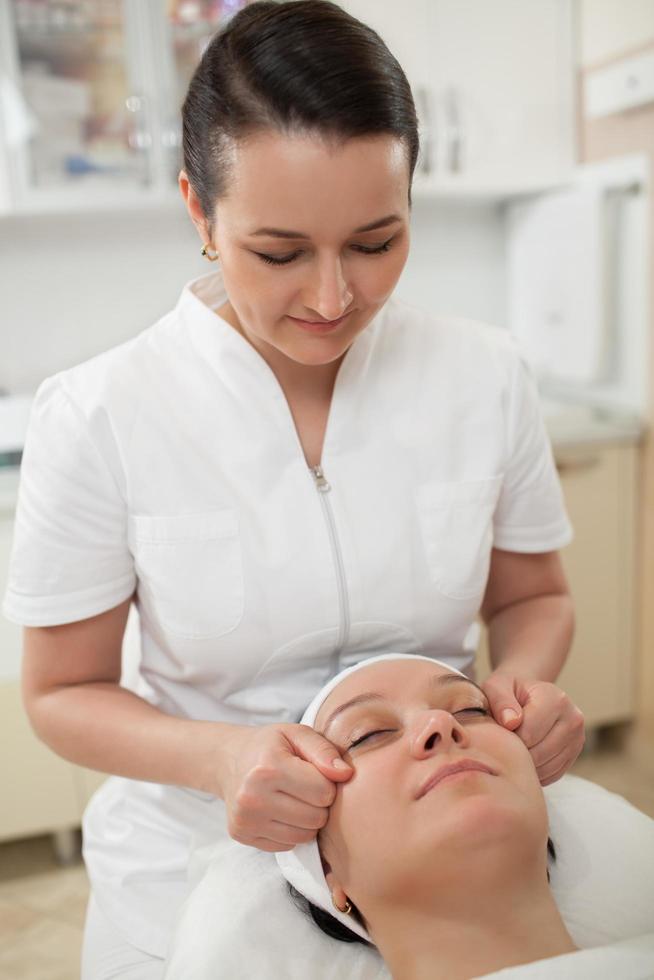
[0,1,653,977]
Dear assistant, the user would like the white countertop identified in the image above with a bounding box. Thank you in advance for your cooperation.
[541,399,646,449]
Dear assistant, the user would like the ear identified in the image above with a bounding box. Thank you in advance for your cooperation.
[178,169,212,243]
[324,866,349,912]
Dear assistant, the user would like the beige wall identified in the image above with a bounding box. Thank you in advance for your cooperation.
[580,0,654,67]
[579,0,654,743]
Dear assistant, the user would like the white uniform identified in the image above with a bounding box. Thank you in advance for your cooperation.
[2,269,573,957]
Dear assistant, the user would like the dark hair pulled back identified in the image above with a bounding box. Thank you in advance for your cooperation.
[181,0,420,234]
[288,836,558,946]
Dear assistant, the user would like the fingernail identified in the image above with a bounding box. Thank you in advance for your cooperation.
[501,709,519,725]
[332,759,351,770]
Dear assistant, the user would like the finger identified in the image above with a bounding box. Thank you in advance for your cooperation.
[530,718,586,770]
[267,790,330,831]
[285,727,354,781]
[281,754,341,807]
[232,814,321,850]
[265,819,321,846]
[482,676,523,728]
[536,744,570,779]
[251,836,301,853]
[516,689,567,748]
[539,761,569,787]
[526,717,570,768]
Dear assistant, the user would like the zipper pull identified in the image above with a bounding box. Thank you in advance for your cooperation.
[310,464,331,492]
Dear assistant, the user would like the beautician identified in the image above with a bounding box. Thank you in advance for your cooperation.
[2,2,584,977]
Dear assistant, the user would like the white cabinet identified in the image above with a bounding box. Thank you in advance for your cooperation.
[339,0,576,198]
[0,0,578,213]
[0,0,254,215]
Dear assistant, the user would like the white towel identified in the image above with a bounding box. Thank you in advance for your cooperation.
[476,932,654,978]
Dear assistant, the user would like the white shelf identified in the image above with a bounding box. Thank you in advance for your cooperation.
[11,184,186,217]
[412,172,575,204]
[5,173,580,218]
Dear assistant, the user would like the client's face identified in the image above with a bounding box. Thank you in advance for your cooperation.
[314,660,549,931]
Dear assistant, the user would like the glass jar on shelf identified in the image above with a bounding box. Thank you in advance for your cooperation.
[7,0,149,194]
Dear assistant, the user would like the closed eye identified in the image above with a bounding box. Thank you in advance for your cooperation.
[348,728,395,749]
[347,707,490,749]
[255,237,396,267]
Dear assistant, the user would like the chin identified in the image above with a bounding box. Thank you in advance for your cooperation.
[285,343,349,366]
[439,791,540,849]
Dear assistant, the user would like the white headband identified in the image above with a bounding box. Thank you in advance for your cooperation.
[275,653,468,944]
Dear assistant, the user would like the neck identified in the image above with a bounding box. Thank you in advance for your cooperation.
[370,865,577,980]
[216,299,342,401]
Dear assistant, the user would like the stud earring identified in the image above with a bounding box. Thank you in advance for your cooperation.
[200,243,219,262]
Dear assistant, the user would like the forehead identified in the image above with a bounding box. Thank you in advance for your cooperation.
[219,130,409,233]
[315,660,460,729]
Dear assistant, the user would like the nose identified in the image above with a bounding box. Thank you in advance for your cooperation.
[303,255,353,321]
[410,709,470,758]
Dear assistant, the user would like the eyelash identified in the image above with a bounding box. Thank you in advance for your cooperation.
[347,707,490,749]
[255,237,395,267]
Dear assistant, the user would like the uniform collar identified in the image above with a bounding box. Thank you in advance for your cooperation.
[176,268,388,403]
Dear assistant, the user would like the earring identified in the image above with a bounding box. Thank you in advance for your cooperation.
[332,894,353,915]
[200,243,219,262]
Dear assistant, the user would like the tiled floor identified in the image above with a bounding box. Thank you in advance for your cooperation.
[0,831,88,980]
[1,738,653,980]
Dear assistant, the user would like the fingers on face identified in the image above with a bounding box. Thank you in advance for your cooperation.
[519,690,585,750]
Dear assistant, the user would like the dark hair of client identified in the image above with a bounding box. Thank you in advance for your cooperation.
[288,838,557,946]
[181,0,420,236]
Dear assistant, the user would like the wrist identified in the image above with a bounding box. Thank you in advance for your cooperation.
[186,720,248,798]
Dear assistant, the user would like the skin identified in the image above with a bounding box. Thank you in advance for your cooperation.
[314,659,577,980]
[178,130,411,403]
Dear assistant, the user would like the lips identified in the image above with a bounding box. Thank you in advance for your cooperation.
[288,310,352,326]
[292,316,345,325]
[416,758,497,800]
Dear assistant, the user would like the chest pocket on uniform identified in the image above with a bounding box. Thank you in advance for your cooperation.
[129,510,244,639]
[416,475,503,600]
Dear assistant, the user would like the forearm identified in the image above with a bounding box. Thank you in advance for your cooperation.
[486,593,575,683]
[27,681,242,797]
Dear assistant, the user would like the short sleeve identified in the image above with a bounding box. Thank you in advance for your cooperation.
[1,375,135,626]
[493,347,574,553]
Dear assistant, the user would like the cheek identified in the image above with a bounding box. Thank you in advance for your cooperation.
[321,762,397,866]
[487,727,545,807]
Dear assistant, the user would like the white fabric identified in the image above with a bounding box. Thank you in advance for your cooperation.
[164,775,654,980]
[2,269,573,956]
[276,652,468,941]
[81,893,165,980]
[477,934,654,979]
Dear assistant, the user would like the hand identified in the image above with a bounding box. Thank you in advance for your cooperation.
[218,723,353,852]
[481,672,586,786]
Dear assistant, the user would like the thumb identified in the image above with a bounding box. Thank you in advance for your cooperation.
[483,675,523,730]
[287,726,354,781]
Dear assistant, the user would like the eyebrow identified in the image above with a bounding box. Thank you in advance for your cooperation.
[248,213,403,240]
[320,674,488,737]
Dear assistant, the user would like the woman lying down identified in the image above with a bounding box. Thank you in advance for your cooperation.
[274,654,652,979]
[164,653,654,979]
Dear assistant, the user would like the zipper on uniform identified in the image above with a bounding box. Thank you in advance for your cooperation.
[310,464,331,492]
[310,464,350,658]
